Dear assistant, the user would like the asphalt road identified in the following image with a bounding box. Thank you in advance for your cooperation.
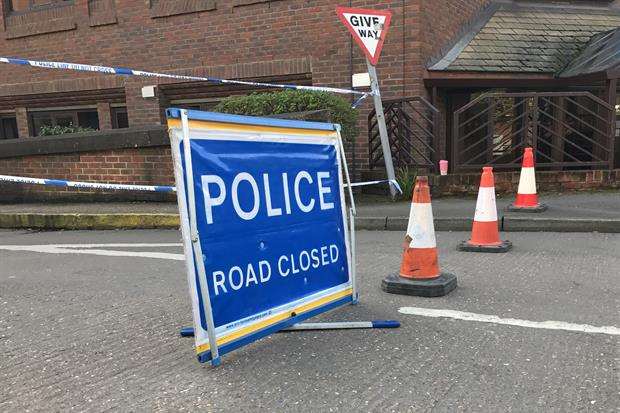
[0,229,618,412]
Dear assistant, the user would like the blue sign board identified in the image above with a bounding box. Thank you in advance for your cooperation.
[167,109,354,365]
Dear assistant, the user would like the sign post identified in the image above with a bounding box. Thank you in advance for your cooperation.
[366,61,396,198]
[336,7,397,197]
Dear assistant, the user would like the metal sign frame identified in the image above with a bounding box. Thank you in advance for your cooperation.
[167,108,357,366]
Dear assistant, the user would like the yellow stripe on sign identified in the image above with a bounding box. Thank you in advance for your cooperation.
[195,287,353,354]
[167,118,337,137]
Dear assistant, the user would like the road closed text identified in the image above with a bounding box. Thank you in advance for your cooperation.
[211,244,340,296]
[201,170,335,224]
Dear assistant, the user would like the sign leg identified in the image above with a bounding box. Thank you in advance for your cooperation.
[349,207,358,304]
[281,321,400,331]
[180,320,400,337]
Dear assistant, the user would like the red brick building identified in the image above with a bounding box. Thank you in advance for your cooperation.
[0,0,618,201]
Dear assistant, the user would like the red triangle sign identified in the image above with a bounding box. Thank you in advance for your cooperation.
[336,7,392,66]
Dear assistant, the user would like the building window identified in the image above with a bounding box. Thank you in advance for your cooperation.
[111,107,129,129]
[0,116,18,140]
[169,99,221,112]
[30,109,99,136]
[7,0,72,13]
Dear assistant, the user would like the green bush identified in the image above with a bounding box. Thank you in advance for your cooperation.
[213,90,358,142]
[39,123,96,136]
[395,166,417,200]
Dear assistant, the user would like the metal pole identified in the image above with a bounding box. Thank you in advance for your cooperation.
[366,59,397,198]
[607,78,617,170]
[180,110,221,366]
[180,320,401,336]
[335,126,358,303]
[349,207,357,303]
[281,320,400,331]
[336,126,356,216]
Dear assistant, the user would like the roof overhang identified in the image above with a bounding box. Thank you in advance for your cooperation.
[558,28,620,80]
[427,1,620,78]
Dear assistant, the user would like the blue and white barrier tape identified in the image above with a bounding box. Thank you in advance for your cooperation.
[0,174,176,193]
[0,174,400,194]
[348,179,402,194]
[0,57,371,108]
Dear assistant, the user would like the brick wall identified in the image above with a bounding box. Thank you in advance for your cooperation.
[434,169,620,196]
[0,146,175,202]
[421,0,491,70]
[0,0,489,199]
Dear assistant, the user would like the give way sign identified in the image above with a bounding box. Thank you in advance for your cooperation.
[336,7,392,65]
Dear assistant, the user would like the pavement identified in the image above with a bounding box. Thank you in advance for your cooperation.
[356,191,620,219]
[1,229,618,411]
[0,191,619,232]
[356,191,620,233]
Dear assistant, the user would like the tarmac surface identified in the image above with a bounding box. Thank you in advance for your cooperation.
[0,229,618,412]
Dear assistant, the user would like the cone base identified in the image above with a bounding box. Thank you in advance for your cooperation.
[457,240,512,253]
[507,203,548,213]
[381,272,457,297]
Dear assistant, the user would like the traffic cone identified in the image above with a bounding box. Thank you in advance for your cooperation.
[507,147,547,212]
[382,176,457,297]
[458,167,512,252]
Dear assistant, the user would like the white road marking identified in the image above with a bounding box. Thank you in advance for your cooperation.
[398,307,620,336]
[0,244,184,260]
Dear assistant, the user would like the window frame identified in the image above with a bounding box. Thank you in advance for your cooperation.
[111,106,129,129]
[29,108,99,136]
[168,98,222,112]
[0,115,19,140]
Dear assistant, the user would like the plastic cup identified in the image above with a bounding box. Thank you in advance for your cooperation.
[439,160,448,176]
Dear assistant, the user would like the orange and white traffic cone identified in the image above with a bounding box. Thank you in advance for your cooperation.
[382,176,457,297]
[508,147,547,212]
[458,167,512,252]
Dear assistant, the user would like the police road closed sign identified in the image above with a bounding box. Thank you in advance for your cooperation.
[166,109,353,364]
[336,7,392,65]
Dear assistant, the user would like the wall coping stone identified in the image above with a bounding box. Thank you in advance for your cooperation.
[0,126,168,159]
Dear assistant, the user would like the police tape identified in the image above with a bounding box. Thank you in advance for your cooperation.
[0,174,401,194]
[348,179,402,194]
[0,57,371,108]
[0,174,176,193]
